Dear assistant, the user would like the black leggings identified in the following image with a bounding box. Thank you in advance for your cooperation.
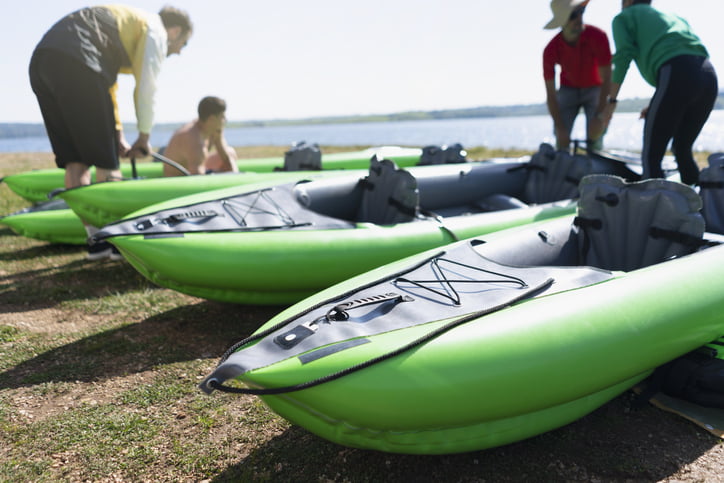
[644,55,718,185]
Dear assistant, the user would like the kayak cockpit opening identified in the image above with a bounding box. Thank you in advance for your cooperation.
[476,174,717,273]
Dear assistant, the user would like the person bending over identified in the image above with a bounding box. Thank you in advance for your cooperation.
[601,0,717,185]
[543,0,612,151]
[29,4,193,259]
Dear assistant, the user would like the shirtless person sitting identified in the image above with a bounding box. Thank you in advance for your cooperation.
[163,96,239,176]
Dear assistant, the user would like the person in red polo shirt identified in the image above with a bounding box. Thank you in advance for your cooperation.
[543,0,612,151]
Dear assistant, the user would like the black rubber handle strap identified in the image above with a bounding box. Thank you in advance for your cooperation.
[326,293,413,321]
[212,252,447,366]
[134,210,220,230]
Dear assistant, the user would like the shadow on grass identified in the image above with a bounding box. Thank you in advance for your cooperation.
[211,394,720,482]
[0,258,152,313]
[0,301,284,389]
[0,236,83,262]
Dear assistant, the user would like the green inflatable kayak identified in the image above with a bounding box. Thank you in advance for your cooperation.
[94,146,643,305]
[2,145,423,203]
[58,152,521,231]
[199,175,724,454]
[56,168,365,229]
[0,144,491,244]
[0,199,86,245]
[1,170,360,245]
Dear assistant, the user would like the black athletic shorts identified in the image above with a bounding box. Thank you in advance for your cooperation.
[29,49,119,170]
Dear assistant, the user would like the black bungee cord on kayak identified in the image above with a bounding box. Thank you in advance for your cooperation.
[203,278,552,396]
[210,251,449,365]
[132,187,309,232]
[221,189,297,227]
[201,249,551,396]
[394,255,528,306]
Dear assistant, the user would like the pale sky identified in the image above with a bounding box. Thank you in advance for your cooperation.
[1,1,720,124]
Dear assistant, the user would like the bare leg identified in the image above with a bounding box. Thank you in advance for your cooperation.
[96,167,123,183]
[64,162,92,189]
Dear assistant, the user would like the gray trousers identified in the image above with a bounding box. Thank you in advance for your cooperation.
[557,85,602,150]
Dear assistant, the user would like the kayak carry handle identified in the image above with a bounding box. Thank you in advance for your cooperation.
[272,293,413,350]
[135,209,221,230]
[326,293,413,321]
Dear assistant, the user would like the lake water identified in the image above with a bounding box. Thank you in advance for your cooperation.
[3,111,724,154]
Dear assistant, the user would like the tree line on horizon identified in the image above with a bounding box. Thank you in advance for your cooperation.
[3,94,723,139]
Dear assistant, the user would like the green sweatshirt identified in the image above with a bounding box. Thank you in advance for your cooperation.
[611,4,708,87]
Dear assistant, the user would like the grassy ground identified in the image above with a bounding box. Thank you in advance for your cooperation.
[0,147,722,482]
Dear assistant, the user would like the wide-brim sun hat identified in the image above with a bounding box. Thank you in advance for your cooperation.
[544,0,590,30]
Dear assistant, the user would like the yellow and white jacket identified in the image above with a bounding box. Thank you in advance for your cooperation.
[35,4,167,134]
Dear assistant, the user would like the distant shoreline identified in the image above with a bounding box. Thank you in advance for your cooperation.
[5,95,723,140]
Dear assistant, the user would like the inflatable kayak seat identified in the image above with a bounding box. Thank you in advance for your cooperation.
[575,174,705,272]
[699,152,724,235]
[279,141,322,171]
[523,146,594,204]
[418,143,468,165]
[356,156,419,225]
[472,143,592,211]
